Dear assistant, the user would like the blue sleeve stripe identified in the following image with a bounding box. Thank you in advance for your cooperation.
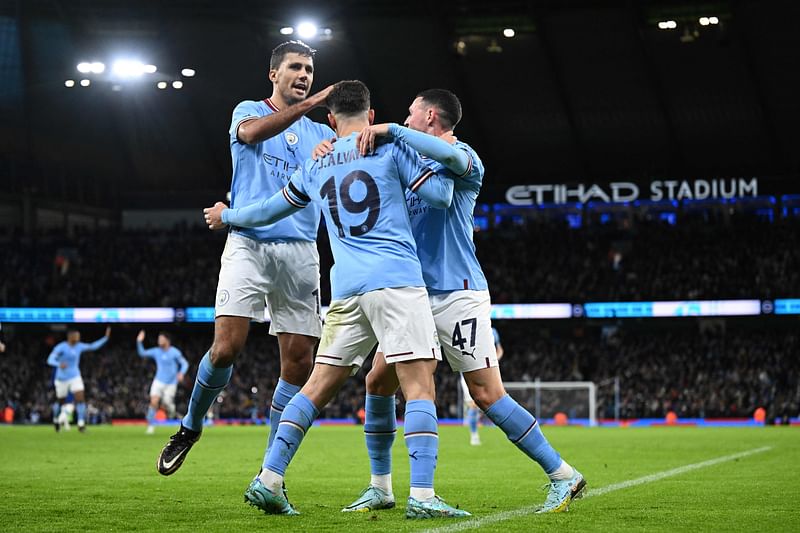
[282,187,308,209]
[410,169,434,192]
[457,149,473,178]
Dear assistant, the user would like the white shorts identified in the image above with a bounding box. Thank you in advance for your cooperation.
[54,376,85,398]
[430,290,499,373]
[215,232,322,338]
[316,287,442,372]
[149,379,177,403]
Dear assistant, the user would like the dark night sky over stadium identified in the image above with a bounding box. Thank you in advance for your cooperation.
[1,0,799,208]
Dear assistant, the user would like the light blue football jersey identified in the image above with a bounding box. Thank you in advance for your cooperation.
[285,133,448,300]
[492,327,500,347]
[228,98,335,242]
[137,342,189,385]
[406,140,489,293]
[47,337,108,381]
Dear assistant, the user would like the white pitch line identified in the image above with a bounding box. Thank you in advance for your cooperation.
[420,445,772,533]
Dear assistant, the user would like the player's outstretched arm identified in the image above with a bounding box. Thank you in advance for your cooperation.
[136,330,150,358]
[359,123,470,176]
[86,330,110,352]
[204,189,301,230]
[237,85,333,145]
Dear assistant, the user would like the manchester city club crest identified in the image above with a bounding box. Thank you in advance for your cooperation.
[285,131,299,145]
[217,289,230,306]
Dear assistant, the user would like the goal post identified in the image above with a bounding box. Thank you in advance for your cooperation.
[503,380,597,427]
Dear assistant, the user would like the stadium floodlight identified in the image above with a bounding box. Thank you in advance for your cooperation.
[658,20,677,29]
[699,17,710,26]
[157,81,168,89]
[709,16,719,24]
[64,80,75,87]
[503,28,515,38]
[181,68,196,77]
[172,80,183,89]
[80,79,91,87]
[89,62,105,73]
[112,59,147,78]
[143,64,157,74]
[77,62,92,73]
[296,21,318,39]
[280,26,294,35]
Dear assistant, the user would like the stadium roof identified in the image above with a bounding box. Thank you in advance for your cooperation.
[1,0,798,208]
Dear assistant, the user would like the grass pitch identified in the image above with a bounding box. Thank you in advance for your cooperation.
[0,424,797,532]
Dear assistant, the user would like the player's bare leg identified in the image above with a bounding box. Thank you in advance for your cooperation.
[342,352,400,512]
[247,362,352,515]
[463,367,586,512]
[393,359,469,518]
[73,390,87,432]
[157,316,249,475]
[266,332,316,449]
[146,394,160,434]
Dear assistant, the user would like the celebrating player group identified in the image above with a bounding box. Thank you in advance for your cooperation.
[156,39,585,519]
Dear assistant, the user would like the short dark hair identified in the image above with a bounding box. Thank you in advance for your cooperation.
[326,80,371,117]
[270,40,316,70]
[158,331,172,343]
[417,88,462,129]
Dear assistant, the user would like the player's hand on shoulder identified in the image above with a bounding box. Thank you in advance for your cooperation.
[136,330,145,343]
[204,202,228,230]
[357,123,390,155]
[312,137,336,160]
[105,326,111,338]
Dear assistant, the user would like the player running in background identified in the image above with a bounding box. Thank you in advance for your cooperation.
[337,89,585,514]
[157,40,334,475]
[205,80,469,519]
[47,327,111,432]
[463,325,503,445]
[136,330,189,434]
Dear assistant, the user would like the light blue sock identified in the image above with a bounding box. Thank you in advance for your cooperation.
[468,407,480,434]
[485,394,562,474]
[262,378,302,469]
[265,393,318,476]
[364,394,396,475]
[146,406,157,424]
[181,352,232,432]
[53,403,61,419]
[76,402,86,424]
[403,399,438,489]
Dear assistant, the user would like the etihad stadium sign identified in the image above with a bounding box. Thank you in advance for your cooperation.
[505,177,758,206]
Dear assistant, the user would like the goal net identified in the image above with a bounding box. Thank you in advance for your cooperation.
[503,380,597,426]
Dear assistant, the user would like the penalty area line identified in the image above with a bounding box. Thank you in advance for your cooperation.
[420,445,772,533]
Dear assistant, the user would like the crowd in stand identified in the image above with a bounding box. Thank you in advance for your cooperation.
[1,323,796,424]
[1,211,797,423]
[1,213,798,308]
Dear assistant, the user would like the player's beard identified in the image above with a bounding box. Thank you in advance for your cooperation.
[282,86,307,107]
